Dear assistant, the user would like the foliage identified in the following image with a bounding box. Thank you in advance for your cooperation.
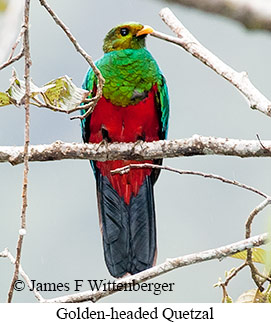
[0,69,88,112]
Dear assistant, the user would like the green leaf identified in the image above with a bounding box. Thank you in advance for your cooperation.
[0,69,88,112]
[0,92,12,107]
[230,248,266,264]
[43,76,88,112]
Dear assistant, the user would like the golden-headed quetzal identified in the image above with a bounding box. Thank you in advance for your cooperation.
[81,22,169,278]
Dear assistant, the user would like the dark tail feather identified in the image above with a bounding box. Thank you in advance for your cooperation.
[129,177,156,274]
[95,169,156,278]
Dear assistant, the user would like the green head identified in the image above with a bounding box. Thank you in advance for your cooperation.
[103,22,154,53]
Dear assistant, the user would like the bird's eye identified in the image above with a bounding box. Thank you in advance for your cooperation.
[120,28,129,36]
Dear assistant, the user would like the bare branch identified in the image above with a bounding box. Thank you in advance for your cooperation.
[7,24,26,61]
[1,136,271,166]
[113,163,270,294]
[165,0,271,32]
[218,262,248,303]
[1,249,44,302]
[224,262,248,287]
[215,197,271,300]
[0,48,24,71]
[2,235,267,303]
[43,233,269,303]
[39,0,104,120]
[7,0,31,303]
[111,163,269,199]
[245,198,271,290]
[246,198,271,240]
[152,8,271,118]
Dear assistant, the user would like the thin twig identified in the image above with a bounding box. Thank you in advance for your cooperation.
[245,198,271,290]
[2,136,271,165]
[113,164,271,294]
[111,163,269,199]
[246,198,271,239]
[0,47,24,71]
[39,0,104,120]
[43,233,268,303]
[152,8,271,118]
[219,262,248,303]
[8,25,26,61]
[7,0,31,303]
[247,261,270,291]
[256,134,268,151]
[1,248,44,302]
[249,263,271,283]
[225,263,248,287]
[216,197,271,299]
[220,284,229,303]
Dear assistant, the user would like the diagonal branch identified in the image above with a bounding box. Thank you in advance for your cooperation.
[165,0,271,32]
[43,233,269,303]
[7,24,26,61]
[217,262,248,303]
[39,0,104,120]
[0,47,24,71]
[1,136,271,165]
[151,8,271,118]
[111,163,269,199]
[2,235,267,303]
[0,248,44,302]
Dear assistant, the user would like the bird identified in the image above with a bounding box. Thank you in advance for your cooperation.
[81,22,169,278]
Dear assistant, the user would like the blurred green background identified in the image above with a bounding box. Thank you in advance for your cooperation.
[0,0,271,302]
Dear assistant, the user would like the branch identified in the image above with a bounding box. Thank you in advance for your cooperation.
[112,163,271,292]
[246,199,271,240]
[111,163,269,199]
[112,163,271,297]
[0,248,44,302]
[0,47,24,71]
[7,0,31,303]
[43,233,269,303]
[151,8,271,118]
[214,197,271,300]
[245,198,271,290]
[217,262,248,303]
[39,0,104,120]
[165,0,271,32]
[1,136,271,165]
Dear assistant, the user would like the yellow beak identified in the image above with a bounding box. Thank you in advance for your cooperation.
[136,25,154,37]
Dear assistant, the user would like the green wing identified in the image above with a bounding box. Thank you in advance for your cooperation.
[81,67,96,142]
[156,73,169,139]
